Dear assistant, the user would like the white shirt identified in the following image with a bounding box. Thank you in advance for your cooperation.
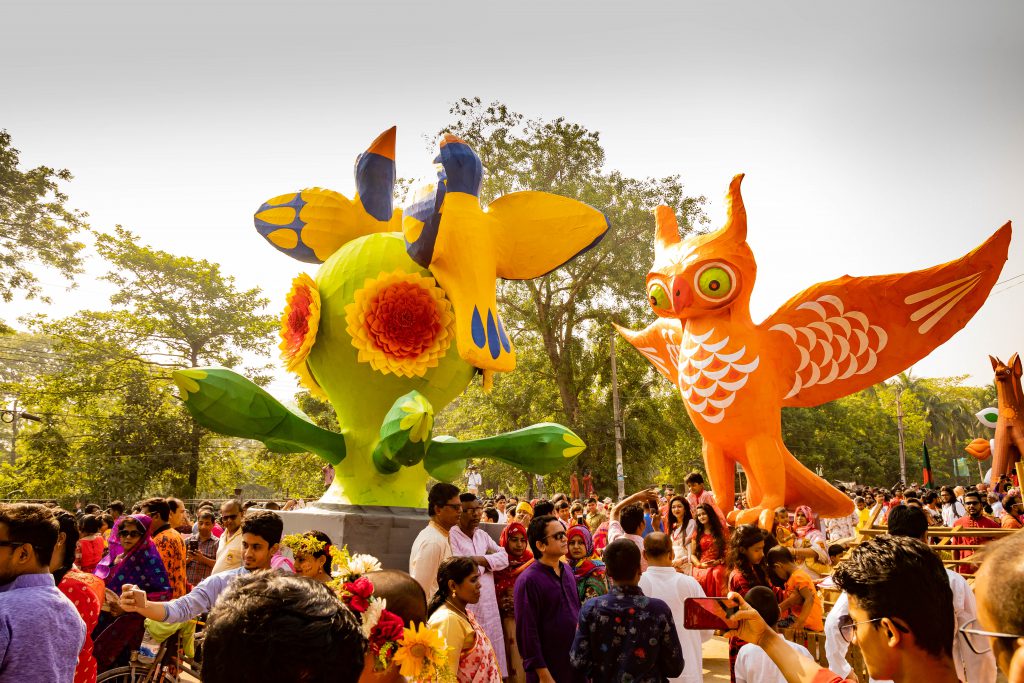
[409,520,452,599]
[735,641,814,683]
[638,565,711,683]
[824,571,996,683]
[467,471,482,489]
[942,500,966,527]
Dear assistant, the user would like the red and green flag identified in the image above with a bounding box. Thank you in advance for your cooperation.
[922,442,934,489]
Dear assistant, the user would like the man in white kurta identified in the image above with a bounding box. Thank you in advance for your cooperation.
[449,493,509,676]
[409,483,461,599]
[637,532,711,683]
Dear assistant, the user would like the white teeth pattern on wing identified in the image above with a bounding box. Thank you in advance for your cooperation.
[674,327,760,424]
[771,295,891,400]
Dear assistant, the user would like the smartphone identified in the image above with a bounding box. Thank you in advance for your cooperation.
[577,516,586,525]
[186,539,199,553]
[683,597,738,631]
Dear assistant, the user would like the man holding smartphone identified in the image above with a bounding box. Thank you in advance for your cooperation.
[118,510,287,623]
[184,508,218,589]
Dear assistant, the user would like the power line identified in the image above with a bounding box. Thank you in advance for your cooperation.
[995,272,1024,286]
[992,279,1024,296]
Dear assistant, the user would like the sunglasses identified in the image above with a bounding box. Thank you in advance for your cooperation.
[119,529,143,538]
[220,514,239,521]
[544,531,568,542]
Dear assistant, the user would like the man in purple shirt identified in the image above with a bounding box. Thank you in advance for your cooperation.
[0,503,85,683]
[514,514,583,683]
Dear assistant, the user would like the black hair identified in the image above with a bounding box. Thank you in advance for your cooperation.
[427,483,461,517]
[0,503,59,567]
[52,508,80,584]
[620,503,645,535]
[963,490,984,504]
[827,544,846,559]
[745,585,781,628]
[108,500,125,515]
[921,490,938,505]
[198,500,214,510]
[603,538,641,582]
[727,524,770,588]
[693,503,726,561]
[263,501,281,510]
[665,495,694,539]
[459,492,477,504]
[483,508,499,523]
[167,498,185,514]
[685,472,705,486]
[886,505,928,540]
[79,513,102,535]
[367,570,427,628]
[533,500,554,517]
[101,513,114,529]
[766,544,794,566]
[299,530,334,575]
[527,515,559,558]
[495,494,506,501]
[196,509,216,522]
[84,503,101,514]
[202,572,365,683]
[140,497,171,523]
[426,557,478,617]
[586,497,598,504]
[833,535,953,659]
[242,509,284,546]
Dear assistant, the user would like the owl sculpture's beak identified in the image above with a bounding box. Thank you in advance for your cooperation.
[669,274,693,314]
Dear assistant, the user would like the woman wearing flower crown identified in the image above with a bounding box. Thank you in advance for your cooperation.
[427,557,502,683]
[285,530,334,584]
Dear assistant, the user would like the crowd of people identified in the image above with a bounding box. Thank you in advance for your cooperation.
[1,469,1023,683]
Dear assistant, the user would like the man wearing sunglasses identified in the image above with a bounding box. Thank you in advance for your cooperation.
[727,535,962,683]
[409,482,461,598]
[211,499,244,575]
[953,490,999,575]
[515,514,580,683]
[0,503,85,682]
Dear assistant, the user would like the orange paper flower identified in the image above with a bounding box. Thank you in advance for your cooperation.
[346,271,454,378]
[279,273,327,399]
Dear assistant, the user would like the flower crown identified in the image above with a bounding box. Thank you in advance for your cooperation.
[325,544,453,682]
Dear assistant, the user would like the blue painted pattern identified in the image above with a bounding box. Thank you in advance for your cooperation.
[254,193,321,263]
[354,151,396,222]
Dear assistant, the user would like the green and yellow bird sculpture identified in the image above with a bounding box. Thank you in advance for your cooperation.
[173,127,609,507]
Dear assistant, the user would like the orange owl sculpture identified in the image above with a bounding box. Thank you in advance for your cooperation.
[617,175,1011,528]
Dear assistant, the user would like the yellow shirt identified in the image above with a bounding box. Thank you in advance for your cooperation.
[427,605,475,674]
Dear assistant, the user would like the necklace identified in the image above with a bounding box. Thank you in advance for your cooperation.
[445,597,470,621]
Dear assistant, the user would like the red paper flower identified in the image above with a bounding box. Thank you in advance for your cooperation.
[370,610,406,656]
[342,576,375,613]
[345,271,454,377]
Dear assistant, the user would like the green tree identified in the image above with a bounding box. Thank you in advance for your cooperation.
[27,227,278,493]
[0,130,87,309]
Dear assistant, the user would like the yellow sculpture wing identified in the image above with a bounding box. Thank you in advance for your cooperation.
[486,191,609,279]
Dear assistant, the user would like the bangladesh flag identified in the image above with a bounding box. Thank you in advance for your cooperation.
[922,443,934,489]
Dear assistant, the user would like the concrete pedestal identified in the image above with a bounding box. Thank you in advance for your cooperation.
[278,504,503,571]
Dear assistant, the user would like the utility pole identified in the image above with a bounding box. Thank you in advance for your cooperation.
[895,384,907,485]
[610,332,625,500]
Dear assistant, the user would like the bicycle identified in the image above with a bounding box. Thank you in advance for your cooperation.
[97,631,202,683]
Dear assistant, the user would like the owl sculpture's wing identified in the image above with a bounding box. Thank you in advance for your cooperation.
[613,318,683,387]
[761,223,1011,408]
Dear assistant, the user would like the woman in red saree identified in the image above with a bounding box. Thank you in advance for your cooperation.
[689,503,729,597]
[493,522,532,680]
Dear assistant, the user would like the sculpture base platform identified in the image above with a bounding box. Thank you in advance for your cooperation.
[278,504,503,571]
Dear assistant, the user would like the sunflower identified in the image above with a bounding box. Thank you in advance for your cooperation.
[345,270,454,378]
[279,273,327,399]
[391,622,451,682]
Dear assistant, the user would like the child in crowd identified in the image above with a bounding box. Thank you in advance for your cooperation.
[77,514,106,573]
[767,545,823,632]
[734,586,815,683]
[771,507,794,547]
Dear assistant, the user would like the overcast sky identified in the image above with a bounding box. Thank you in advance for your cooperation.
[2,0,1021,400]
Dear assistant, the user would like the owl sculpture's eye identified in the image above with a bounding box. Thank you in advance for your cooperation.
[696,264,734,300]
[649,283,670,309]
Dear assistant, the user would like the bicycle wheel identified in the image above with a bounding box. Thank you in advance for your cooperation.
[96,664,150,683]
